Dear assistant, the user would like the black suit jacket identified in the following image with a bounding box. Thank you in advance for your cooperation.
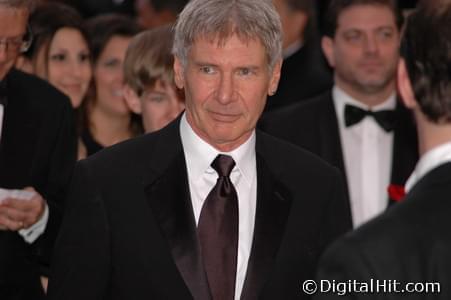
[48,116,352,300]
[264,40,332,112]
[261,91,418,210]
[0,69,77,299]
[315,162,451,300]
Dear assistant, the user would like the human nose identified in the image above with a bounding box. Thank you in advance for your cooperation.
[216,73,234,104]
[364,35,379,55]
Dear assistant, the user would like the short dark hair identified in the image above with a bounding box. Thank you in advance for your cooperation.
[84,14,141,64]
[148,0,188,14]
[323,0,403,37]
[401,0,451,123]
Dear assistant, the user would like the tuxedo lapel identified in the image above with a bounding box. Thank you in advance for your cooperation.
[240,138,292,300]
[142,119,211,300]
[318,95,348,188]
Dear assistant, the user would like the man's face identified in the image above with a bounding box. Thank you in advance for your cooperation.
[174,35,281,151]
[0,6,28,80]
[322,4,400,95]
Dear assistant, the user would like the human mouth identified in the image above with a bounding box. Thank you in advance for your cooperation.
[209,111,240,123]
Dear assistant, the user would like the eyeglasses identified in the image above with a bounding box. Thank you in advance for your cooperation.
[0,25,33,54]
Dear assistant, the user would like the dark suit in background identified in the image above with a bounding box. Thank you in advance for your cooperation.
[261,91,418,213]
[0,69,77,299]
[265,40,332,112]
[315,162,451,300]
[48,117,352,300]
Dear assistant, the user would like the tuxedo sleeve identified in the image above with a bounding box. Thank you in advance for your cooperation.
[47,160,110,300]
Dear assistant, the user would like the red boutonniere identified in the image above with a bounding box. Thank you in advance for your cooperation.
[387,184,406,202]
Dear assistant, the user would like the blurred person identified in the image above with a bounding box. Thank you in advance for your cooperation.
[81,14,141,158]
[0,0,77,299]
[316,1,451,299]
[16,2,92,159]
[265,0,332,112]
[48,0,351,299]
[123,25,184,133]
[134,0,188,29]
[263,0,418,228]
[17,2,92,109]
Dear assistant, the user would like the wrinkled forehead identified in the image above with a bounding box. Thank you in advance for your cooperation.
[187,29,269,64]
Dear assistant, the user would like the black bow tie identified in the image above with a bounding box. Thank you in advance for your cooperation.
[344,104,395,132]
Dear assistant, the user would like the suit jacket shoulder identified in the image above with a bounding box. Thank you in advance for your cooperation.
[316,163,451,299]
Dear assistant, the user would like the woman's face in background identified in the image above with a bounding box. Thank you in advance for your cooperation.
[93,35,132,116]
[37,27,92,108]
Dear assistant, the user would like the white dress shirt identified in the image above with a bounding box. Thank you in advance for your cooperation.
[180,114,257,300]
[405,141,451,192]
[333,86,396,228]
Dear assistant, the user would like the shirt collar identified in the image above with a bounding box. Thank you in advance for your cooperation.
[333,85,397,128]
[180,113,256,187]
[405,141,451,192]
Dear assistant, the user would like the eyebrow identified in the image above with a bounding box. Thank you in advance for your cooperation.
[192,61,261,71]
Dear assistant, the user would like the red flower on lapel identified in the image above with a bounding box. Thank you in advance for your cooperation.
[387,184,406,202]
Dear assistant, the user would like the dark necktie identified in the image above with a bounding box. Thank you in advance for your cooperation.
[198,154,239,300]
[344,104,395,132]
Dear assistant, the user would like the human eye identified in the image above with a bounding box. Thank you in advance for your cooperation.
[237,67,255,77]
[199,65,216,75]
[344,30,362,43]
[78,52,90,63]
[49,53,67,62]
[144,92,167,103]
[103,58,120,68]
[378,28,395,40]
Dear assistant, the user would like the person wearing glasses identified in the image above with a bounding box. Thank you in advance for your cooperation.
[0,0,77,299]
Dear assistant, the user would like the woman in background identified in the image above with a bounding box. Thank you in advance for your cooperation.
[81,14,141,158]
[17,2,92,159]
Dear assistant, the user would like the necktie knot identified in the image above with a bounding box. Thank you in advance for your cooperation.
[211,154,235,177]
[344,104,395,132]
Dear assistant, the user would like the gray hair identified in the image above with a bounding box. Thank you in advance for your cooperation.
[172,0,282,71]
[0,0,36,12]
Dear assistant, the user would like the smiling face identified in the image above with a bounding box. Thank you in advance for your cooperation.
[41,27,92,108]
[322,4,400,98]
[93,35,132,116]
[174,34,281,152]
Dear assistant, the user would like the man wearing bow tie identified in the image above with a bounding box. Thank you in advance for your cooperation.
[261,0,418,228]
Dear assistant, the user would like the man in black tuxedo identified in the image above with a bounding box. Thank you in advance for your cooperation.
[48,0,352,299]
[262,0,418,228]
[0,0,77,299]
[265,0,332,112]
[315,1,451,298]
